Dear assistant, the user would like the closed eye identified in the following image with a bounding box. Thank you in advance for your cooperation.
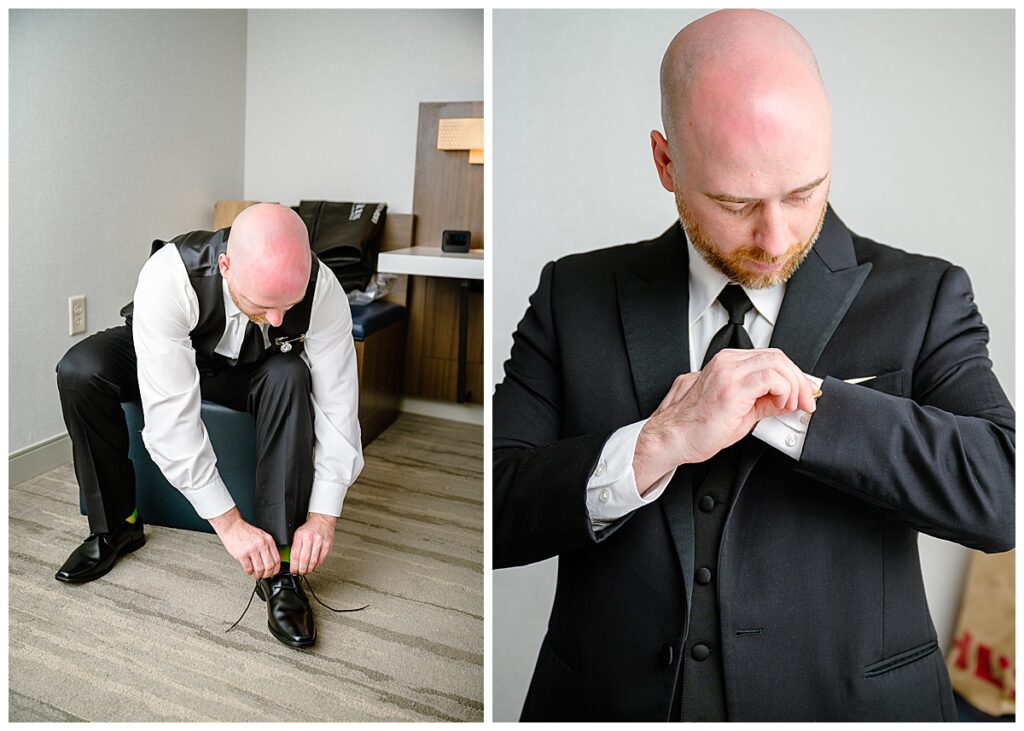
[785,192,815,205]
[721,201,757,216]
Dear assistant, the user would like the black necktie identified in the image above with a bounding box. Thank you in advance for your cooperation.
[701,284,754,367]
[236,320,267,366]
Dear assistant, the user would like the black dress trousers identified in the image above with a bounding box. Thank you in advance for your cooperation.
[56,325,315,545]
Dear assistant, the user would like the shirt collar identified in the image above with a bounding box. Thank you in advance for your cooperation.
[684,229,786,327]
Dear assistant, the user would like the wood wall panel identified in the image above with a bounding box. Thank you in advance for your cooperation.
[406,101,484,404]
[379,213,414,306]
[412,102,484,250]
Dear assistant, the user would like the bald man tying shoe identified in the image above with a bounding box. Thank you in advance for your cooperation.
[55,203,364,648]
[493,10,1013,721]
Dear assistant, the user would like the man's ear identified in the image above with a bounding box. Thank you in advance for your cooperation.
[218,252,230,278]
[651,130,676,193]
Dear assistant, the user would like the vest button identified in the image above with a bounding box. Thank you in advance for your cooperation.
[692,643,710,661]
[696,567,712,585]
[698,495,715,512]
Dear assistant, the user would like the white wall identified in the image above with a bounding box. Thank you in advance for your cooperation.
[9,8,485,454]
[243,9,484,211]
[10,9,248,453]
[492,9,1014,721]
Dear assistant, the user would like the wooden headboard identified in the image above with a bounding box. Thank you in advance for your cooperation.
[380,212,414,251]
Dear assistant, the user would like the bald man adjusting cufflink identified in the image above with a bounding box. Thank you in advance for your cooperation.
[493,9,1013,722]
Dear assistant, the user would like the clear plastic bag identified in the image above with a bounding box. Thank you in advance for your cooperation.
[347,273,399,305]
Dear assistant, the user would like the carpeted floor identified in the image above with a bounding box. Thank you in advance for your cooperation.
[9,413,483,722]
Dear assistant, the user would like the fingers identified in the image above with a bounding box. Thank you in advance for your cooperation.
[306,542,321,575]
[261,536,279,579]
[294,532,313,575]
[742,367,793,419]
[798,376,818,414]
[243,533,279,579]
[709,349,813,415]
[249,551,265,579]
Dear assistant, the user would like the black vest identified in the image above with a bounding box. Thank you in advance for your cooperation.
[122,228,319,375]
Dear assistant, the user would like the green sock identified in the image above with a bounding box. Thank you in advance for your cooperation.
[125,508,138,525]
[278,545,291,563]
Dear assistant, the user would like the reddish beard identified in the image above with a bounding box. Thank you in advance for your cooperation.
[226,282,268,324]
[676,195,827,289]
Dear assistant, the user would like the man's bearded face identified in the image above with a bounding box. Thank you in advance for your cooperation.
[676,188,828,289]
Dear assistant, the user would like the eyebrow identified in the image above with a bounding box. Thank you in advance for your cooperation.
[704,172,830,204]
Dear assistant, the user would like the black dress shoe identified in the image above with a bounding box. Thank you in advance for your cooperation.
[256,572,316,648]
[55,521,146,583]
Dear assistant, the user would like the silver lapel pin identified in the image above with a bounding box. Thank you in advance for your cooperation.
[274,334,305,353]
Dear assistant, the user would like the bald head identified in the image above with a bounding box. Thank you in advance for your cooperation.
[220,203,312,326]
[660,10,829,157]
[651,11,833,289]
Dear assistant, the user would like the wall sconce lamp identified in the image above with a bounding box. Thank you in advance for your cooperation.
[437,117,483,165]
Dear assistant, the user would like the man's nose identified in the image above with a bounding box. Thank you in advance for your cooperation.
[267,310,285,327]
[755,203,791,257]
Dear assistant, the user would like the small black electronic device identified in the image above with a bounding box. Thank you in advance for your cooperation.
[442,230,472,253]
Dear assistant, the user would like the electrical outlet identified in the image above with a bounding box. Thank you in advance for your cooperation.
[69,295,86,335]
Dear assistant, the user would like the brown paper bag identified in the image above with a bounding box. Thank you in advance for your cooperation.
[945,548,1015,716]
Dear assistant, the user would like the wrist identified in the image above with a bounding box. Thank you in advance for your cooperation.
[308,511,337,526]
[208,506,241,535]
[633,418,681,495]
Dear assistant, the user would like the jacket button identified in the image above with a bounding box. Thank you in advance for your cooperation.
[692,643,710,661]
[698,495,715,512]
[696,567,712,585]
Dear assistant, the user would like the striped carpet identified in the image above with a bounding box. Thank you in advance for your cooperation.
[8,413,483,722]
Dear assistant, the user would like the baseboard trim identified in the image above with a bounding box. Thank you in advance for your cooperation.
[399,398,483,426]
[9,433,72,487]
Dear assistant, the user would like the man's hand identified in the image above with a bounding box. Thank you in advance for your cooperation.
[209,507,280,579]
[633,348,817,494]
[290,512,337,575]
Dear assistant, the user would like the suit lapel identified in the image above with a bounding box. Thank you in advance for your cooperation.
[615,223,691,417]
[769,205,872,372]
[613,224,698,613]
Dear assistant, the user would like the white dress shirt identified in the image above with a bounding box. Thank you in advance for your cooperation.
[586,233,814,530]
[132,242,364,521]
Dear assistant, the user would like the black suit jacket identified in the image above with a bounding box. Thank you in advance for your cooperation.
[493,207,1014,721]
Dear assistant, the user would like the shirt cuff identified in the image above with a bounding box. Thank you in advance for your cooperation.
[307,479,350,518]
[751,374,822,460]
[586,419,676,531]
[183,475,236,520]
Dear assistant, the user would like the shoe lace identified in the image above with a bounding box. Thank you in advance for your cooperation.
[225,574,369,633]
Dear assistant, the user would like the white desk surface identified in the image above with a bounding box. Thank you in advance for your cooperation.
[377,247,484,280]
